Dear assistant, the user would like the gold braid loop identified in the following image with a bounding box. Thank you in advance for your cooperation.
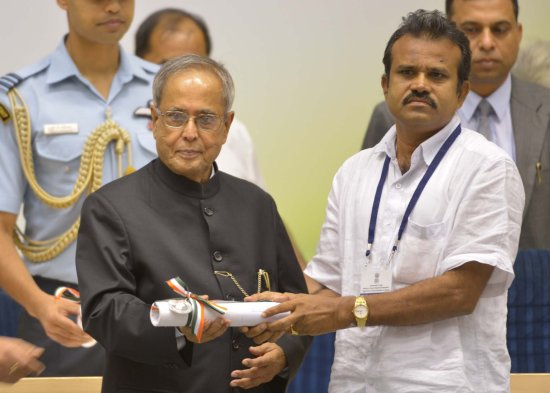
[8,88,134,263]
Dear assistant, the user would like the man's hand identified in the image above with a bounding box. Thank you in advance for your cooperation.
[229,342,287,389]
[0,337,45,383]
[245,291,292,304]
[178,317,230,344]
[261,293,350,336]
[240,292,294,343]
[33,294,94,348]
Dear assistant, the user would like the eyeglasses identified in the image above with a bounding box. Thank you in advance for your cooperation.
[156,109,226,133]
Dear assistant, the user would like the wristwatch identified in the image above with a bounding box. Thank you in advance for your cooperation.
[353,296,369,328]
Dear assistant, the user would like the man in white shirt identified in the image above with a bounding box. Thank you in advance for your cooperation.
[247,9,525,392]
[362,0,550,250]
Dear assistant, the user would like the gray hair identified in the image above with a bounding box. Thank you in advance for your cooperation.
[152,54,235,112]
[513,41,550,89]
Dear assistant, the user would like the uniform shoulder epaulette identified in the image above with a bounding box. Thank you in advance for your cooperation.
[0,73,23,94]
[0,56,51,94]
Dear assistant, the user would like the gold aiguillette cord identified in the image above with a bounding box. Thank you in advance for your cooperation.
[214,269,271,298]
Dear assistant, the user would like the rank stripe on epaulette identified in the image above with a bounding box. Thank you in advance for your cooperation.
[2,76,16,85]
[0,79,12,89]
[7,73,22,82]
[4,73,22,85]
[0,72,23,93]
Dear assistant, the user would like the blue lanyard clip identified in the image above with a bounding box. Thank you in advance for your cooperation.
[387,240,399,266]
[365,243,372,258]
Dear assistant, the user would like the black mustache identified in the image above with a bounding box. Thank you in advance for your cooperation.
[402,92,437,109]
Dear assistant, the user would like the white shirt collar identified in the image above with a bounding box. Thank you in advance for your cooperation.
[374,114,462,166]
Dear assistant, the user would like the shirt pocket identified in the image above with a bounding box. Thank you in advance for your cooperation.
[392,218,448,285]
[33,132,87,194]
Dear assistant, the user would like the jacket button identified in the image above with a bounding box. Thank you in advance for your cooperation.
[225,294,235,301]
[204,207,215,216]
[213,251,223,262]
[232,339,240,350]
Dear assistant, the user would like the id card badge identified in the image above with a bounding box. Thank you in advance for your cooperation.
[360,261,392,294]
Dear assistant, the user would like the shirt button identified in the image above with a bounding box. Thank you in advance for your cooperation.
[232,339,240,350]
[395,183,402,189]
[64,166,70,173]
[204,207,215,216]
[213,251,223,262]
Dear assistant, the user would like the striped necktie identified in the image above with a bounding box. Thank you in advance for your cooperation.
[476,99,493,141]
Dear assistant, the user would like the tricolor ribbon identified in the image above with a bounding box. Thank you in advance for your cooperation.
[165,277,227,342]
[54,286,81,303]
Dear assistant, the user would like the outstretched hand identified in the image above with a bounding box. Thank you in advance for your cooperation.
[35,295,94,348]
[0,337,45,383]
[259,293,352,337]
[240,291,296,343]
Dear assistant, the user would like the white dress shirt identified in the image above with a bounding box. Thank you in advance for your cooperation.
[217,117,265,188]
[305,115,525,393]
[459,74,516,161]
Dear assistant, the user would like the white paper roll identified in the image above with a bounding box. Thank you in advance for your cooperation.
[150,299,289,327]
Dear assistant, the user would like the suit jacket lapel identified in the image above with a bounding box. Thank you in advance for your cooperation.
[511,76,549,213]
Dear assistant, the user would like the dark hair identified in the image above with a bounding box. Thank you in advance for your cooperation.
[135,8,212,58]
[445,0,519,21]
[382,9,471,92]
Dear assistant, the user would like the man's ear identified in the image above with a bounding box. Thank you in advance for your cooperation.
[222,111,235,143]
[381,74,389,97]
[457,80,470,107]
[56,0,68,11]
[150,104,159,139]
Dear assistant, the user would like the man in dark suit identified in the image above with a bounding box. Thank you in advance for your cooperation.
[362,0,550,250]
[75,54,310,393]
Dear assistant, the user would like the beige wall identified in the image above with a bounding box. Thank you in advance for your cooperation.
[2,1,549,260]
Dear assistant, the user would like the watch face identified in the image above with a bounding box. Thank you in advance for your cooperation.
[354,305,368,318]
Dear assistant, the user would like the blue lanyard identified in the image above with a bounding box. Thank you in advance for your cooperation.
[365,125,462,258]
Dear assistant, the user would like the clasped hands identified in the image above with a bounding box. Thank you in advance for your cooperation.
[176,295,286,390]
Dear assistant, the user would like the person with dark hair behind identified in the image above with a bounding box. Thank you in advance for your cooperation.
[135,8,212,62]
[134,8,308,269]
[134,7,264,188]
[247,9,524,392]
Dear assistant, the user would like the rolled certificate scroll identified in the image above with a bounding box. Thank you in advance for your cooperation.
[151,299,289,327]
[150,277,289,342]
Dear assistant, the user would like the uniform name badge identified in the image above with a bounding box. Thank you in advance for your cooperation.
[43,123,79,135]
[360,260,392,294]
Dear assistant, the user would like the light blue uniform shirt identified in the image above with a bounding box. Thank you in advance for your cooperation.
[0,39,159,283]
[458,74,516,161]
